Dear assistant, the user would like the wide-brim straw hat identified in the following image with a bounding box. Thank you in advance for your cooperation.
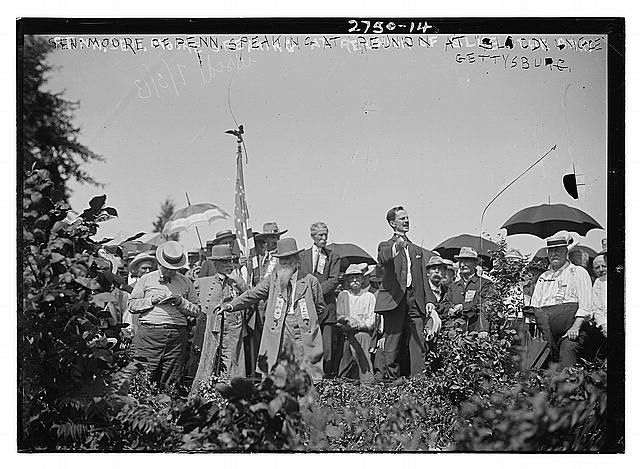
[505,248,525,260]
[455,246,479,260]
[128,251,157,272]
[156,241,189,270]
[272,238,304,258]
[425,255,447,269]
[344,263,368,276]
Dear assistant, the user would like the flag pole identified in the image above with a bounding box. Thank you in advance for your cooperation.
[185,192,204,250]
[227,125,256,285]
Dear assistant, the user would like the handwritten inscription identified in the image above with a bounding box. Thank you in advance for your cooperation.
[49,34,605,74]
[134,54,256,99]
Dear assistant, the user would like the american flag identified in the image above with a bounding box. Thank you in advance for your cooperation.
[234,149,256,279]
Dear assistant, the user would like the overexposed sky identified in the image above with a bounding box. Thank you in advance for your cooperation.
[43,31,608,258]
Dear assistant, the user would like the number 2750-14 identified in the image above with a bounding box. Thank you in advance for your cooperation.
[347,20,432,34]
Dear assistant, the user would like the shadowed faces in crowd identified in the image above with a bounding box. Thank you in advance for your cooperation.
[547,246,568,270]
[593,254,607,278]
[213,258,235,276]
[346,274,363,294]
[311,224,328,248]
[427,265,446,287]
[137,260,156,277]
[263,234,279,252]
[458,258,477,280]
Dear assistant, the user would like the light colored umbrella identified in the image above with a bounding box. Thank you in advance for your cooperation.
[162,203,230,236]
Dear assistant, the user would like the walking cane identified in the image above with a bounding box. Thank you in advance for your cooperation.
[213,308,225,376]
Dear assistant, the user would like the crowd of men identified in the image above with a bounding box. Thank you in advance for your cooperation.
[96,206,608,390]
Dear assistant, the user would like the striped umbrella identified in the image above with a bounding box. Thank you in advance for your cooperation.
[162,203,230,236]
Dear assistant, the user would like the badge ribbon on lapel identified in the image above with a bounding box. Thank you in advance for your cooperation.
[274,296,285,321]
[265,257,277,276]
[317,253,327,275]
[299,298,309,321]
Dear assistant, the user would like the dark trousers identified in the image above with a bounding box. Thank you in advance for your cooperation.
[382,287,426,379]
[533,303,596,370]
[134,324,188,388]
[321,323,336,377]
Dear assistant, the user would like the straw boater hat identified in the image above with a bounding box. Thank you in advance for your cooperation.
[209,245,235,261]
[272,238,304,258]
[155,241,189,270]
[128,251,157,273]
[505,248,525,260]
[211,229,237,246]
[253,222,288,240]
[454,247,479,261]
[442,258,456,272]
[545,231,574,249]
[425,255,447,269]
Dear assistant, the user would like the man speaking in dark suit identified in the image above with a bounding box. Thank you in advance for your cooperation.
[299,222,341,377]
[375,206,433,379]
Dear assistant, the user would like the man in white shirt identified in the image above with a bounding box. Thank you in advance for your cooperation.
[531,232,594,370]
[592,254,607,338]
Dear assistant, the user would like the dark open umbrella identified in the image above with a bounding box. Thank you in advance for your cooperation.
[501,203,603,239]
[433,234,500,262]
[327,243,376,272]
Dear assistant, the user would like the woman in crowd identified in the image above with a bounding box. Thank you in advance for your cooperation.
[336,263,376,383]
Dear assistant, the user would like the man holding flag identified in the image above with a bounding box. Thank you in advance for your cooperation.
[231,126,262,377]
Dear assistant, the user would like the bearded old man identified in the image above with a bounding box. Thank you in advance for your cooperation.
[191,245,250,392]
[218,238,325,381]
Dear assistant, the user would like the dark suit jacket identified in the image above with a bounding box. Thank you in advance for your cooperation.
[425,281,452,317]
[445,274,492,331]
[374,234,430,317]
[298,245,341,325]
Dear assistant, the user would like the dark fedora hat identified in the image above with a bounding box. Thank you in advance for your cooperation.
[272,238,304,258]
[254,221,288,240]
[209,245,235,261]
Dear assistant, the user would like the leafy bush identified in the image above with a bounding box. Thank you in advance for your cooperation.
[176,345,313,451]
[456,361,607,451]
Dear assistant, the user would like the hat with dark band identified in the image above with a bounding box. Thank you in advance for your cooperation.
[156,241,188,270]
[211,229,237,246]
[546,231,573,248]
[209,245,235,261]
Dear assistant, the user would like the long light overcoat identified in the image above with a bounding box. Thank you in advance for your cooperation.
[229,270,325,380]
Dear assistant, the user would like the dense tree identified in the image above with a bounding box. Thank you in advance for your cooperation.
[21,35,103,202]
[153,197,180,241]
